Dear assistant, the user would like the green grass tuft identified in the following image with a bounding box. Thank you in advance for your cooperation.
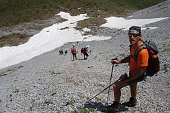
[0,0,164,27]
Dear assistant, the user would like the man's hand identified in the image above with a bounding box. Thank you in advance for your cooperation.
[111,58,120,65]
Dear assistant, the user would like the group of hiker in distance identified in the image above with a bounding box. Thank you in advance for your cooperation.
[86,26,160,112]
[59,43,91,61]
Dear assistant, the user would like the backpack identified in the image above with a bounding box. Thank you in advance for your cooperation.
[81,48,84,53]
[83,47,88,54]
[71,48,76,54]
[132,40,160,77]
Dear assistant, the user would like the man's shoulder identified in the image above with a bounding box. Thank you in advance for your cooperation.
[138,48,148,53]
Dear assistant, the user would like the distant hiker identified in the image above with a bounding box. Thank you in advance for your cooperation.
[64,49,68,55]
[81,45,90,60]
[81,47,84,55]
[107,26,149,112]
[71,44,77,60]
[59,49,63,55]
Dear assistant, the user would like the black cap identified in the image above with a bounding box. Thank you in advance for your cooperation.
[129,26,141,34]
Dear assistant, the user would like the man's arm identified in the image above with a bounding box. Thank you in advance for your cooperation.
[120,55,131,63]
[111,55,130,64]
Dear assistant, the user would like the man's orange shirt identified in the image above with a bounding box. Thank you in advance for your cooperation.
[129,41,149,76]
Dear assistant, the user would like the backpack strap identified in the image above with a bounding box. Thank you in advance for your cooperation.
[133,44,147,62]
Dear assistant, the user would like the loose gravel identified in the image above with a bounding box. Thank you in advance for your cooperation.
[0,1,170,113]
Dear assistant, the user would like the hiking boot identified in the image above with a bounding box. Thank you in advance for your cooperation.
[122,97,137,107]
[107,101,120,112]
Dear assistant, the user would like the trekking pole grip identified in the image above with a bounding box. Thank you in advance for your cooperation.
[111,57,118,65]
[111,58,118,60]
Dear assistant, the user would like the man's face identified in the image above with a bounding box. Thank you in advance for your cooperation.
[128,30,141,46]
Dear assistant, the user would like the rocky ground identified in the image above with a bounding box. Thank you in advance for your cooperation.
[0,0,170,113]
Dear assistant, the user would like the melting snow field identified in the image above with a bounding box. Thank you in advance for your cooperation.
[0,12,168,69]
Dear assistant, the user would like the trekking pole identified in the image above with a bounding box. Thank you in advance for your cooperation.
[106,58,117,104]
[88,79,120,102]
[106,64,114,105]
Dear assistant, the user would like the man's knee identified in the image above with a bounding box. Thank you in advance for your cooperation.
[113,80,128,90]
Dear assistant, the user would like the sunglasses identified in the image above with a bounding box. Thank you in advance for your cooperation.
[128,33,141,37]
